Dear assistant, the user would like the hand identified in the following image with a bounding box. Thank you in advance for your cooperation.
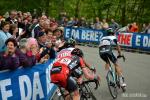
[19,31,26,36]
[58,41,65,48]
[117,54,126,61]
[32,50,38,55]
[5,49,15,56]
[94,75,101,89]
[39,58,48,63]
[77,77,83,84]
[39,47,44,54]
[94,75,101,81]
[90,66,96,73]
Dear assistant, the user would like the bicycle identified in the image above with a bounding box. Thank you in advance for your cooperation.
[55,67,100,100]
[56,78,100,100]
[106,55,126,99]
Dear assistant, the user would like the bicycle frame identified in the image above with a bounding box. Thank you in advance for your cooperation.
[107,64,117,84]
[106,55,126,99]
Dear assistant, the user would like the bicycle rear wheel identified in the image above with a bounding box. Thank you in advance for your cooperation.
[106,71,118,99]
[80,83,97,100]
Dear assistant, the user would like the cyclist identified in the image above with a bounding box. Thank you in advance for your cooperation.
[50,38,100,100]
[99,28,126,87]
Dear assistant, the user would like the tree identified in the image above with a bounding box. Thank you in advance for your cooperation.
[0,0,149,26]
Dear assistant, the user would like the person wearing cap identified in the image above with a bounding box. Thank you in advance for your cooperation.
[39,37,57,63]
[53,28,65,49]
[53,28,63,39]
[36,31,56,63]
[37,31,47,48]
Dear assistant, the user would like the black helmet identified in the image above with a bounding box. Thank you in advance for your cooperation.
[71,48,84,57]
[106,28,115,35]
[65,38,76,48]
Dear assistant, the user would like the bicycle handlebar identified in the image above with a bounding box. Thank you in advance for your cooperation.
[117,55,126,62]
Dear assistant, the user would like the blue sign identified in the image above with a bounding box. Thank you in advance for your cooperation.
[0,59,57,100]
[118,32,150,51]
[64,27,107,43]
[132,33,150,50]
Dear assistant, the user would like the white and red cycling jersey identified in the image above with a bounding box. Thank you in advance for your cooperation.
[56,47,75,59]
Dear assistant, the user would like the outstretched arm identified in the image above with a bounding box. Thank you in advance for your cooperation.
[116,44,122,56]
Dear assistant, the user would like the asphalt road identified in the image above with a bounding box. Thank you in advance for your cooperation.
[52,46,150,100]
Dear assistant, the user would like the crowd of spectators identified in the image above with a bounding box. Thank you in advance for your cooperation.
[0,10,65,71]
[0,10,149,71]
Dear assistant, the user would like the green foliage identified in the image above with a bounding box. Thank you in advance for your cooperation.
[0,0,149,25]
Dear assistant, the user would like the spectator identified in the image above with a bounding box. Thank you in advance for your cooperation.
[89,22,94,29]
[102,19,109,29]
[19,38,27,54]
[140,23,150,34]
[9,24,25,40]
[0,16,5,24]
[129,22,138,32]
[78,17,87,28]
[61,17,68,27]
[26,37,40,62]
[51,35,57,45]
[19,38,36,67]
[50,22,58,31]
[28,17,38,36]
[67,17,75,27]
[32,18,45,38]
[37,31,47,48]
[32,9,37,18]
[0,21,12,52]
[41,15,47,21]
[46,29,53,41]
[43,19,50,32]
[39,40,56,63]
[53,28,64,40]
[145,23,150,34]
[94,17,102,29]
[109,19,119,31]
[51,35,58,50]
[17,11,23,18]
[23,13,28,20]
[0,38,20,70]
[5,10,17,24]
[73,17,79,27]
[141,23,147,33]
[53,27,65,48]
[59,11,67,26]
[36,31,56,63]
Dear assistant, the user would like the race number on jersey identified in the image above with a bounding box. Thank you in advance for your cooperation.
[60,58,72,65]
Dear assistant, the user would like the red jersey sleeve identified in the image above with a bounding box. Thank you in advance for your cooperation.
[79,57,85,68]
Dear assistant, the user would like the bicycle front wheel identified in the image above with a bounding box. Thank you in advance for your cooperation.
[106,71,118,99]
[80,83,97,100]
